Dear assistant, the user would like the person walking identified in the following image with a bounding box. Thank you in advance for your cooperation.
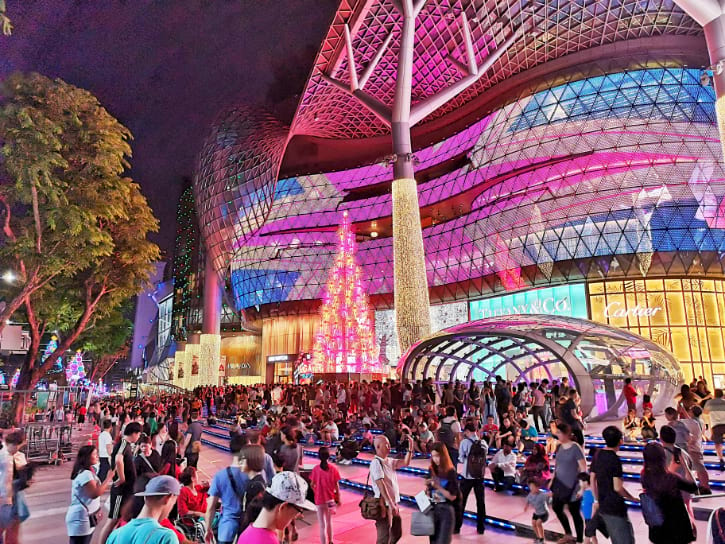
[183,410,203,469]
[704,388,725,471]
[437,406,461,467]
[590,426,637,544]
[369,434,413,544]
[425,442,460,544]
[640,442,698,544]
[455,423,487,535]
[204,436,250,544]
[309,447,341,544]
[550,422,586,543]
[97,420,114,482]
[65,445,114,544]
[97,421,142,544]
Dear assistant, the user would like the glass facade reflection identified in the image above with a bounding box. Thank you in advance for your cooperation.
[398,314,682,420]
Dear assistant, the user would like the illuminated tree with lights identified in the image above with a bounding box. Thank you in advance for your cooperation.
[10,369,19,389]
[42,334,63,373]
[310,213,379,374]
[66,350,86,386]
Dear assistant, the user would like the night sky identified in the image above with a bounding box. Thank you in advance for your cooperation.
[0,0,337,260]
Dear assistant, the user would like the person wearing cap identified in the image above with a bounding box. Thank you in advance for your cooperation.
[106,475,181,544]
[238,471,316,544]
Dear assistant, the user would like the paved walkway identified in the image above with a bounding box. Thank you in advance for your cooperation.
[22,426,535,544]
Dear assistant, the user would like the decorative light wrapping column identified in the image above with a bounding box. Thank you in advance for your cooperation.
[673,1,725,158]
[199,333,221,386]
[392,178,431,351]
[202,253,222,335]
[185,343,200,390]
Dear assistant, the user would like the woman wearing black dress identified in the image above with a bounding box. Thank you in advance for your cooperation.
[640,442,698,543]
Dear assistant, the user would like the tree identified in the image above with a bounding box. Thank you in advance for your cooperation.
[0,0,11,36]
[0,72,134,333]
[309,212,380,374]
[0,73,160,421]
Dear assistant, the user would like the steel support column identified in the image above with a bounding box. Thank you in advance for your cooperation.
[321,1,527,354]
[202,252,222,335]
[674,1,725,158]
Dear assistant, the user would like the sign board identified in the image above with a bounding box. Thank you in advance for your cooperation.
[470,284,588,320]
[191,355,199,376]
[267,354,292,363]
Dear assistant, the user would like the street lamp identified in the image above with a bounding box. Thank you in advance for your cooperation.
[2,271,15,284]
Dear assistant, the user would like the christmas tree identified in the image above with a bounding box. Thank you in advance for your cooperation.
[66,350,87,386]
[310,212,380,374]
[42,334,63,373]
[10,369,19,389]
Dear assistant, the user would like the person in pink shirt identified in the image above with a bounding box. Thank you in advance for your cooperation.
[237,471,316,544]
[308,447,341,544]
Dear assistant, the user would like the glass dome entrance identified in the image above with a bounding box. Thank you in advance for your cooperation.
[398,314,682,420]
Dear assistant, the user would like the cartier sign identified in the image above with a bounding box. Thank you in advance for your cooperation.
[604,301,662,318]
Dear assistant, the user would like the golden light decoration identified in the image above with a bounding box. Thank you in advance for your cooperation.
[392,177,431,354]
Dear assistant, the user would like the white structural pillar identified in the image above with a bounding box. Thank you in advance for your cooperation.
[201,252,222,386]
[322,1,529,353]
[673,0,725,159]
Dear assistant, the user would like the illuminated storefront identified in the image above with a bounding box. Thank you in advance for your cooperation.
[470,284,588,321]
[590,279,725,388]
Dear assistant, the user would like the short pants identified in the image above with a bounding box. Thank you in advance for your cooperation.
[532,512,549,522]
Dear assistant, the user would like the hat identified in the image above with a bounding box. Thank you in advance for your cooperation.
[267,471,316,511]
[135,475,181,497]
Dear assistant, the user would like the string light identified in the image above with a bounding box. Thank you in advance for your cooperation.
[392,178,431,353]
[66,349,86,386]
[307,212,381,374]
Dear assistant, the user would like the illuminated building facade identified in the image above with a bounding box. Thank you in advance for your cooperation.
[190,1,725,389]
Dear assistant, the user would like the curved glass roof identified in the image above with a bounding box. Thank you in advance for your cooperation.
[399,314,682,419]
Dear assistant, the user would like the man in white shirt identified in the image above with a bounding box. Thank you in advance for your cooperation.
[337,385,347,416]
[98,419,114,481]
[489,443,516,492]
[369,434,413,544]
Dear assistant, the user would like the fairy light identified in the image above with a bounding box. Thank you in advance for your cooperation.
[66,350,87,386]
[309,212,381,374]
[392,178,431,353]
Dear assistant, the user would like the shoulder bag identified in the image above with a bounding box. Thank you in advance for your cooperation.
[359,458,386,521]
[410,509,435,536]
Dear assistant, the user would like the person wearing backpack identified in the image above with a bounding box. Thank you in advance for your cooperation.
[640,442,698,543]
[454,424,488,535]
[437,406,461,467]
[204,436,249,544]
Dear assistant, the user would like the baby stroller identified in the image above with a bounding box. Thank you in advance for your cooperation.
[175,514,206,543]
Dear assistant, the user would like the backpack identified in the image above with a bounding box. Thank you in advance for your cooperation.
[465,438,488,479]
[438,421,455,449]
[639,492,665,528]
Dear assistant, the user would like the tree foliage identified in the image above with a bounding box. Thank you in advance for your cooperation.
[0,73,160,411]
[0,72,136,331]
[0,0,11,36]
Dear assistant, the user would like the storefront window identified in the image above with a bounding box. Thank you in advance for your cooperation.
[590,279,725,386]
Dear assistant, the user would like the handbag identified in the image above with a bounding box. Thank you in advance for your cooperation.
[410,510,435,536]
[73,488,99,527]
[359,458,386,521]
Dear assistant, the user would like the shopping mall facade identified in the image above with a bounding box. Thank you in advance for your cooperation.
[168,1,725,399]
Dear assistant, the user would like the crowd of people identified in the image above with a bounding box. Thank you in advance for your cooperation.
[27,374,722,544]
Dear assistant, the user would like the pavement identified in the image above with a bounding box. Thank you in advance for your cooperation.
[22,420,721,544]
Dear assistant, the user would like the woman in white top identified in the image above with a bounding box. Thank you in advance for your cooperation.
[65,445,114,544]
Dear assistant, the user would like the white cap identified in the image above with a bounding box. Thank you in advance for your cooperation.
[267,471,316,511]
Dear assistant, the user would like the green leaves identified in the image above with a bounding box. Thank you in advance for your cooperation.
[0,72,160,384]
